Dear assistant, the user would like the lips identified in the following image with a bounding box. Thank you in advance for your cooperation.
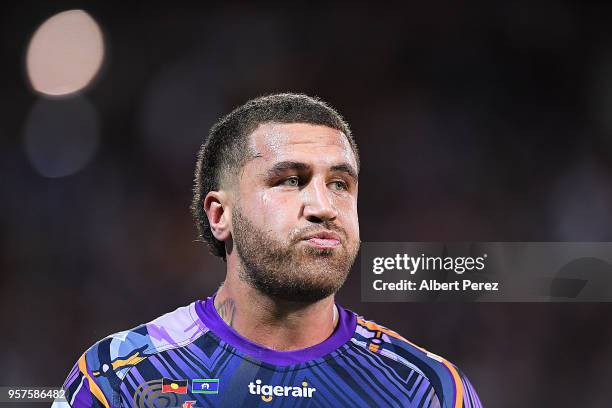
[302,231,342,249]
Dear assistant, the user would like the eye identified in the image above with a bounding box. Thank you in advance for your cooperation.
[330,180,348,191]
[281,176,300,187]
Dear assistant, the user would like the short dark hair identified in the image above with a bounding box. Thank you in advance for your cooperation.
[191,92,359,260]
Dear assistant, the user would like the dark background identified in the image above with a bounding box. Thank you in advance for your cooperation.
[2,2,612,407]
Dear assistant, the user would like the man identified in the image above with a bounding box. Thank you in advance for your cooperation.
[57,93,482,407]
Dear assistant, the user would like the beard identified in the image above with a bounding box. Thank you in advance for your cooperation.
[231,205,359,303]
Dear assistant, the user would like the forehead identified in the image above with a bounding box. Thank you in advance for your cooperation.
[247,122,357,169]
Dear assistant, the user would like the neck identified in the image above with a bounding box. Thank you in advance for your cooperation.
[214,267,338,351]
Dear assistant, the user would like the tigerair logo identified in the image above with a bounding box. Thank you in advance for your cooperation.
[248,379,316,402]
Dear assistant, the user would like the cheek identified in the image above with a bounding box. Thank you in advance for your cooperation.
[247,191,299,231]
[346,213,360,242]
[337,198,359,240]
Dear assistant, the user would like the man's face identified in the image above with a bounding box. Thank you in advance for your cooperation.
[230,122,360,302]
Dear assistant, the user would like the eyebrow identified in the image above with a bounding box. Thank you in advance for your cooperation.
[265,161,310,180]
[330,163,358,183]
[265,160,358,182]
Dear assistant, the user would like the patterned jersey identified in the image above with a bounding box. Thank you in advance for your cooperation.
[53,296,482,407]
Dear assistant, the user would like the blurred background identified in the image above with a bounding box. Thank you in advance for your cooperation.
[2,1,612,407]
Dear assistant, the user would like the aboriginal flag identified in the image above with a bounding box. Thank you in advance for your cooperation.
[162,377,188,394]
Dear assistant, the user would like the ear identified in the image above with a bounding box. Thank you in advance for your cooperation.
[203,191,232,242]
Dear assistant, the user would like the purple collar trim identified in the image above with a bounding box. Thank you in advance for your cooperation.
[195,295,356,366]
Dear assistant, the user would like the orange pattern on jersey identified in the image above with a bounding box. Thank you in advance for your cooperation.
[111,351,146,371]
[357,317,464,408]
[440,358,464,408]
[357,318,408,342]
[78,354,110,408]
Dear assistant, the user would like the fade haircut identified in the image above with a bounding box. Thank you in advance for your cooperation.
[191,93,359,260]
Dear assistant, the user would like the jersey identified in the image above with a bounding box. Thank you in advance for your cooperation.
[54,296,482,407]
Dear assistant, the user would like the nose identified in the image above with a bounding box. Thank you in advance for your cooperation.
[302,177,338,223]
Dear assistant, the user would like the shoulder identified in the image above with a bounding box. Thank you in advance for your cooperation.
[350,314,483,408]
[58,302,208,407]
[81,301,208,377]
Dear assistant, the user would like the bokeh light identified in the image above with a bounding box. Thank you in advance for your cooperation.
[23,97,99,178]
[26,9,104,96]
